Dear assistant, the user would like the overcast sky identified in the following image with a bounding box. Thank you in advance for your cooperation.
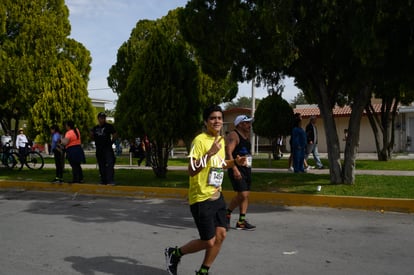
[66,0,300,109]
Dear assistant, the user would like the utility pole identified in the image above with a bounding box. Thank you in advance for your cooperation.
[251,79,256,155]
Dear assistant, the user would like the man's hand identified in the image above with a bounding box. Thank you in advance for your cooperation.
[235,155,247,166]
[206,136,223,157]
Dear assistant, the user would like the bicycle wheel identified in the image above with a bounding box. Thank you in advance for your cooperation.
[25,151,44,170]
[5,152,20,169]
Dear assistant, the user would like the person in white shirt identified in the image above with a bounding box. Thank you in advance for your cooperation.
[16,128,29,160]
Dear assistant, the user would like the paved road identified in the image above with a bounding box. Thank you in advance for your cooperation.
[1,190,413,275]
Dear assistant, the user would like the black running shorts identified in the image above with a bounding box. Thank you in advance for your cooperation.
[228,168,252,192]
[190,194,226,240]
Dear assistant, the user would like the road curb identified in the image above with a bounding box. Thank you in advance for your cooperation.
[1,180,413,213]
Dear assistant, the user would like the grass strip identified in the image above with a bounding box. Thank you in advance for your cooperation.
[1,168,413,199]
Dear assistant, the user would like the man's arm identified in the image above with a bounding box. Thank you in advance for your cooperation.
[111,130,118,144]
[225,131,238,161]
[225,131,243,179]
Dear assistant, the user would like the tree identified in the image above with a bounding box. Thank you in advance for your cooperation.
[0,0,70,128]
[179,0,414,184]
[0,0,94,142]
[119,26,199,178]
[364,2,414,161]
[224,96,261,110]
[290,91,309,107]
[108,19,156,97]
[253,93,293,158]
[108,9,238,177]
[29,60,95,143]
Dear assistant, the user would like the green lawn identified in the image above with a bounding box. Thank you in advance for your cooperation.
[2,154,414,199]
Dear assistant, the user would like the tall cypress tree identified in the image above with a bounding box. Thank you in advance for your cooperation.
[0,0,94,142]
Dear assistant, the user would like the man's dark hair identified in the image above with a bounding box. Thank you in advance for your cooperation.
[203,105,223,121]
[293,114,302,128]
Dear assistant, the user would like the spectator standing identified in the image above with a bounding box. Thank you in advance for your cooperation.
[61,121,85,183]
[143,135,151,167]
[50,125,64,183]
[165,105,247,275]
[90,112,117,185]
[288,113,310,171]
[137,138,146,166]
[292,115,307,173]
[225,115,256,231]
[15,128,28,165]
[305,116,324,169]
[114,138,122,156]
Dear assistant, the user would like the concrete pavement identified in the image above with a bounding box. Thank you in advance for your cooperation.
[1,190,413,275]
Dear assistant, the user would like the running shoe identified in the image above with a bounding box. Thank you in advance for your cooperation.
[165,247,181,275]
[236,220,256,231]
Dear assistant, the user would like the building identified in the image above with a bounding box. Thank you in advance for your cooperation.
[91,98,114,123]
[396,105,414,152]
[224,102,414,154]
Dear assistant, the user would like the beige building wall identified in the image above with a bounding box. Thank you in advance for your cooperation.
[224,106,383,154]
[223,103,414,154]
[314,116,378,153]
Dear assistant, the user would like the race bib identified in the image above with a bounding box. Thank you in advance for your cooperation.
[207,167,224,187]
[246,155,253,167]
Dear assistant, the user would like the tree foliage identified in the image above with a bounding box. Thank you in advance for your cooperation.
[0,0,94,142]
[108,9,238,177]
[179,0,414,184]
[224,96,261,110]
[253,93,293,141]
[290,91,309,107]
[29,59,95,142]
[363,2,414,161]
[125,26,200,177]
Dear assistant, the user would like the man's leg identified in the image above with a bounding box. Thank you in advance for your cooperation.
[105,150,116,184]
[201,227,226,267]
[96,152,105,183]
[167,229,225,275]
[312,145,323,168]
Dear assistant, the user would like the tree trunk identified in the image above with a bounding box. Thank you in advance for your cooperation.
[365,103,384,160]
[343,86,372,184]
[316,87,343,184]
[365,97,398,161]
[151,140,172,178]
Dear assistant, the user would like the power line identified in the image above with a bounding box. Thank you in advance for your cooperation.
[88,88,112,91]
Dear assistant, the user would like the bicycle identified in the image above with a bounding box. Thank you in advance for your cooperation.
[5,143,44,170]
[1,141,18,168]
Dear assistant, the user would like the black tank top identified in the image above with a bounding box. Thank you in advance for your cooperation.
[232,130,251,159]
[230,130,252,181]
